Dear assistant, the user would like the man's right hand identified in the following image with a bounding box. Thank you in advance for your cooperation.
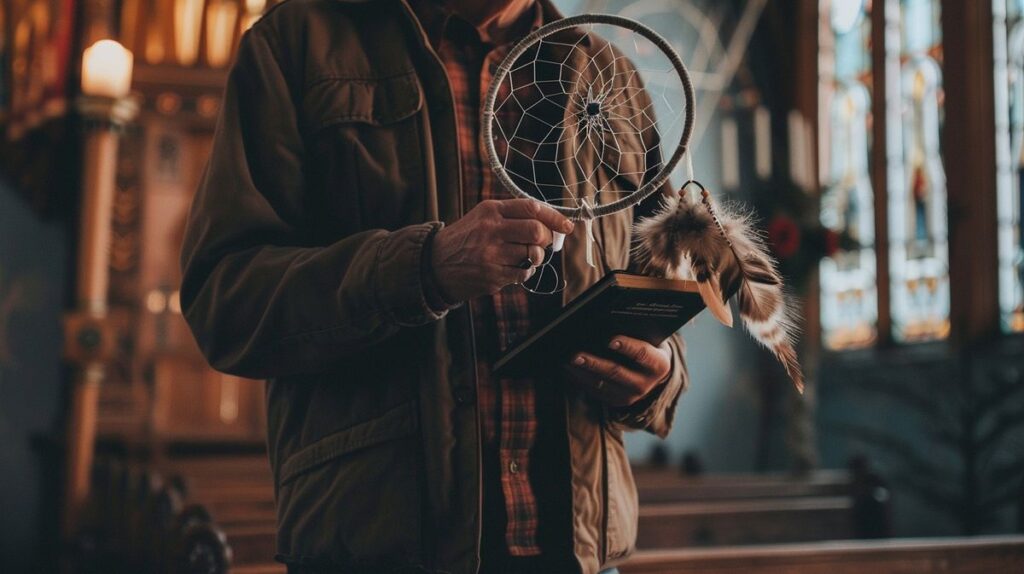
[430,198,574,303]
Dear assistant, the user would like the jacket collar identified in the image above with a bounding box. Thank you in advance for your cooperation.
[334,0,564,16]
[336,0,583,46]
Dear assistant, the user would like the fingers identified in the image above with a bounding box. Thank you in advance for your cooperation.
[500,219,553,247]
[564,338,673,407]
[492,243,546,268]
[524,244,546,267]
[563,365,635,407]
[488,262,536,288]
[533,206,575,235]
[570,353,647,396]
[607,336,671,375]
[495,199,574,234]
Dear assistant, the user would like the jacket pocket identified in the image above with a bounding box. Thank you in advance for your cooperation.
[302,71,423,133]
[275,401,424,566]
[279,400,419,485]
[301,71,426,233]
[602,422,639,561]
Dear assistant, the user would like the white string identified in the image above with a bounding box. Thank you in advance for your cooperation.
[580,197,597,268]
[684,87,699,201]
[685,149,695,185]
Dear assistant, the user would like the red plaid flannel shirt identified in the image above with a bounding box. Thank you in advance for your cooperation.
[412,0,555,557]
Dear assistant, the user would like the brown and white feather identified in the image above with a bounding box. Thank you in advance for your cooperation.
[633,190,804,393]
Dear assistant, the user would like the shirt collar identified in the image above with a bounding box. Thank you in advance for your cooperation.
[408,0,545,50]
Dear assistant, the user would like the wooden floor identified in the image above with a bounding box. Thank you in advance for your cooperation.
[619,535,1024,574]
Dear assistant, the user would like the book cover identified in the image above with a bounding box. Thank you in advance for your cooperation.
[494,271,705,377]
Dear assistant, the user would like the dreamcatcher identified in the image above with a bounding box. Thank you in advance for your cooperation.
[482,14,803,392]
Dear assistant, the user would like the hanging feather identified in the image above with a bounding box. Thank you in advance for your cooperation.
[633,182,804,394]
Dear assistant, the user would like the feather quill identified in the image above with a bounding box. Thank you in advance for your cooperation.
[633,184,804,393]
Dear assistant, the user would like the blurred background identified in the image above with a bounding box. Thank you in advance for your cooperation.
[1,0,1023,572]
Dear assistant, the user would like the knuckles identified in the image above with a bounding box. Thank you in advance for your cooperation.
[527,222,547,244]
[605,363,623,381]
[632,345,648,365]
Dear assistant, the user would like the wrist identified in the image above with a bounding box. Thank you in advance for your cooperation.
[421,225,457,311]
[610,371,669,420]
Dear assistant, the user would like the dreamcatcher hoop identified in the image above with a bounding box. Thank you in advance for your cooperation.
[482,13,697,220]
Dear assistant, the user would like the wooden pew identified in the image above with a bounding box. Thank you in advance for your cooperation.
[161,456,280,567]
[80,456,1020,574]
[219,525,277,566]
[632,466,890,547]
[638,496,856,548]
[232,566,286,574]
[177,463,886,565]
[77,455,279,571]
[619,535,1024,574]
[92,454,895,569]
[164,455,272,478]
[633,468,853,504]
[225,534,1024,573]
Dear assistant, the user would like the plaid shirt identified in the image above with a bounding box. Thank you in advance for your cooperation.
[411,0,561,558]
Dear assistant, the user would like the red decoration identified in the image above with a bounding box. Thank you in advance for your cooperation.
[823,228,841,257]
[767,215,802,259]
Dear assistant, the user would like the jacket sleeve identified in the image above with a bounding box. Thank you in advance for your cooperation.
[179,25,446,380]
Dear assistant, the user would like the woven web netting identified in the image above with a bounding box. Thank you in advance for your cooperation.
[487,21,690,215]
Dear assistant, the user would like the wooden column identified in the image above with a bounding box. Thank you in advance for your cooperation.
[941,0,1000,346]
[62,95,138,537]
[872,0,894,346]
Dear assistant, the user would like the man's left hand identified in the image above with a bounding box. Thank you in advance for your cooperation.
[564,335,671,408]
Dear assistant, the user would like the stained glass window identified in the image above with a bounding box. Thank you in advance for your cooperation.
[819,0,877,350]
[887,0,949,342]
[994,0,1024,332]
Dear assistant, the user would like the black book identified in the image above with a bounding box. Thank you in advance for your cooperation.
[494,271,705,377]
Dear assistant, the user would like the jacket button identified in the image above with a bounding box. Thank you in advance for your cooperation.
[453,386,476,405]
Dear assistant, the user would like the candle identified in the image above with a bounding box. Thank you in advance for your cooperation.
[81,40,134,98]
[754,105,772,181]
[207,0,240,68]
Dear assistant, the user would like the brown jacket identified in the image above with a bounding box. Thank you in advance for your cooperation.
[179,0,689,572]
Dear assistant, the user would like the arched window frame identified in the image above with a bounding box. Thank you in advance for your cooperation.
[815,0,1006,357]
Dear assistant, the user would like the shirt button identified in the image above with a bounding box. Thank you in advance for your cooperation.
[508,460,520,474]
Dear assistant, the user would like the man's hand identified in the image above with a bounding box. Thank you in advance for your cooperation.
[565,335,672,408]
[431,198,574,302]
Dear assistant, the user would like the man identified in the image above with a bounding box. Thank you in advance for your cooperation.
[179,0,689,572]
